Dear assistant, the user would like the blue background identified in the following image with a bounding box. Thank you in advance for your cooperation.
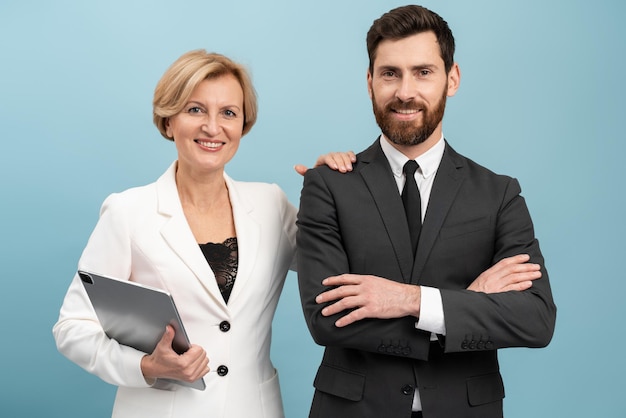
[1,0,624,417]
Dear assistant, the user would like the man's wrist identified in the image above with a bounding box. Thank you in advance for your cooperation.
[409,284,421,318]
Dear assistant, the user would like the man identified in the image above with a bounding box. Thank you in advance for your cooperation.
[296,5,556,418]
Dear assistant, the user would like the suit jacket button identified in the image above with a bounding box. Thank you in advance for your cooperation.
[401,384,414,396]
[217,365,229,376]
[219,321,231,332]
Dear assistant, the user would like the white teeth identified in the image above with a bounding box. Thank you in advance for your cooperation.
[197,140,222,148]
[395,109,419,114]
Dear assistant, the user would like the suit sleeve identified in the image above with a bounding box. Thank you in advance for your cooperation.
[273,183,298,272]
[297,169,432,361]
[440,178,557,353]
[52,193,153,388]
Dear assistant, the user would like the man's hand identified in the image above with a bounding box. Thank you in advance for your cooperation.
[316,255,540,328]
[294,151,357,175]
[140,325,210,383]
[467,254,541,293]
[316,274,420,327]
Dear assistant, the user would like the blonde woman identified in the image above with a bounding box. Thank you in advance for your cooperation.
[53,50,354,418]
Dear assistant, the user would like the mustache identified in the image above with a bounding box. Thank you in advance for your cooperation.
[385,99,425,112]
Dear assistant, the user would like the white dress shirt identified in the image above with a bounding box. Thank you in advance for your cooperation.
[379,134,447,411]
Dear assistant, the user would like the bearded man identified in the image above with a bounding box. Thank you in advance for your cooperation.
[296,5,556,418]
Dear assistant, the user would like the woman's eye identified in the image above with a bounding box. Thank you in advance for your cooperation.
[224,109,237,117]
[187,106,204,114]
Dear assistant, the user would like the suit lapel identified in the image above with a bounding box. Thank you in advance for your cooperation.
[224,175,260,304]
[359,141,414,283]
[413,143,465,281]
[156,162,228,310]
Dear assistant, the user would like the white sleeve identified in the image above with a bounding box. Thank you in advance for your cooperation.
[415,286,446,335]
[275,184,298,273]
[52,193,152,388]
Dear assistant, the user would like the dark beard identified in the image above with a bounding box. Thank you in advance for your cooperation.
[372,87,447,146]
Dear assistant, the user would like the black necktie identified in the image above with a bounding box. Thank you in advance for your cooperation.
[402,160,421,255]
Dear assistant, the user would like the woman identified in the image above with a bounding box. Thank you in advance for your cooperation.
[53,50,354,418]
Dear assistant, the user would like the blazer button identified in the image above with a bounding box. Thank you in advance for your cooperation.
[401,384,414,396]
[217,365,229,376]
[219,321,231,332]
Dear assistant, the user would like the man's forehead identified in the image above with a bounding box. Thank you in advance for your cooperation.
[373,33,444,69]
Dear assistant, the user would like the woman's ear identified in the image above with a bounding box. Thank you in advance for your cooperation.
[165,118,173,139]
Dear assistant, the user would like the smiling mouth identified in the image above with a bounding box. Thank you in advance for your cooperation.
[393,108,421,115]
[195,140,224,149]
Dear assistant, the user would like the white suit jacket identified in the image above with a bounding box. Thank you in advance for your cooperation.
[53,162,297,418]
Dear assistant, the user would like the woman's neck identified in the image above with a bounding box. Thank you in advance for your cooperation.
[175,163,228,212]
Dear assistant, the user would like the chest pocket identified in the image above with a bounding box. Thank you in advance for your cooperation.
[440,216,491,240]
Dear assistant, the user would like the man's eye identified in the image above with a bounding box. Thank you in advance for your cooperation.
[382,71,396,78]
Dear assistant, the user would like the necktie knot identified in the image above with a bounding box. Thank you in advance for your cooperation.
[403,160,419,176]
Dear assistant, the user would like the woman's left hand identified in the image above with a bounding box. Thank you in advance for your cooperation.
[294,151,356,175]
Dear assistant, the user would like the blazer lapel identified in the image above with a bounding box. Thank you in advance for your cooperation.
[359,141,414,283]
[413,143,465,282]
[156,162,228,310]
[223,175,260,304]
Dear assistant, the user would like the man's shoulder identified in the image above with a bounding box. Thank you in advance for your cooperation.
[306,139,381,180]
[445,144,514,182]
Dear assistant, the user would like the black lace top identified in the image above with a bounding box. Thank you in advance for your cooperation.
[199,237,238,303]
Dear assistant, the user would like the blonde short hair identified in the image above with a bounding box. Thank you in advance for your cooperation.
[153,50,258,140]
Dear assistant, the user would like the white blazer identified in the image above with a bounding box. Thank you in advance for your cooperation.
[53,162,297,418]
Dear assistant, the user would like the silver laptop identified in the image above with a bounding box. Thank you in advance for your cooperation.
[78,270,206,390]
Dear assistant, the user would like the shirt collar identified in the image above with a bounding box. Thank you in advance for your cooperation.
[379,134,445,179]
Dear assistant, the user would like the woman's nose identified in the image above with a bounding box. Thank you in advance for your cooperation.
[201,115,221,136]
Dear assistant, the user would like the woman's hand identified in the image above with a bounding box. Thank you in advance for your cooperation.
[140,325,210,383]
[294,151,357,175]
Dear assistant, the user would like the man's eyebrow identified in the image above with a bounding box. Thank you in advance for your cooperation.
[375,63,439,72]
[375,64,400,72]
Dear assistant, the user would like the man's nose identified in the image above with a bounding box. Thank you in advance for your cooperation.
[395,76,418,102]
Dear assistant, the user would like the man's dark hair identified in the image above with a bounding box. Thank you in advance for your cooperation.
[366,5,456,73]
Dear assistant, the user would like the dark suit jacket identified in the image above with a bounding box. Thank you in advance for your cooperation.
[296,139,556,418]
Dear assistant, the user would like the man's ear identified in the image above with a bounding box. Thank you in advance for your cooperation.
[447,63,461,97]
[367,69,373,99]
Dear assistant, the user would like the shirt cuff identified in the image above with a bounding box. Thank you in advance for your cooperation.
[416,286,446,335]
